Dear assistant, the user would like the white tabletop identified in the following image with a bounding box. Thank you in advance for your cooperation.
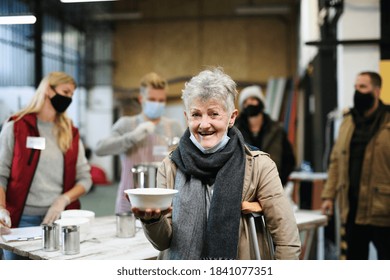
[294,209,328,231]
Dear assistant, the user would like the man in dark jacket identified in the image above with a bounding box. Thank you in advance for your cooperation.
[235,85,296,186]
[321,71,390,260]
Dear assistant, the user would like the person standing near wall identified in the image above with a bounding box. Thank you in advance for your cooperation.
[0,72,92,260]
[321,71,390,260]
[235,85,296,186]
[95,72,183,213]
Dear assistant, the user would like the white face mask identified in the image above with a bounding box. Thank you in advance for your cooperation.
[189,132,230,154]
[143,100,165,119]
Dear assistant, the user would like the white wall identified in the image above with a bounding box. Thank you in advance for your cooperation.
[0,87,35,123]
[83,86,114,181]
[337,0,380,112]
[164,102,186,129]
[333,0,380,138]
[298,0,320,76]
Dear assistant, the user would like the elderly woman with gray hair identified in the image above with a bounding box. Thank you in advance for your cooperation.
[132,68,301,260]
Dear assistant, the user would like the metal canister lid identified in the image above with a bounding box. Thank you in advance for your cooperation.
[62,225,79,233]
[131,165,149,173]
[116,211,133,217]
[42,223,57,230]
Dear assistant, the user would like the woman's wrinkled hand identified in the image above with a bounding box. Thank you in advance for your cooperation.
[241,201,263,214]
[132,207,172,222]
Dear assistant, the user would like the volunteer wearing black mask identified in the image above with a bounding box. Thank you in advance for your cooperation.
[235,85,295,186]
[50,86,73,113]
[321,71,390,260]
[0,72,92,260]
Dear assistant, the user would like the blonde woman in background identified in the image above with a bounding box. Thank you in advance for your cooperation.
[0,72,92,260]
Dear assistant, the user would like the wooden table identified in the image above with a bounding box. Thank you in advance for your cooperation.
[0,216,159,260]
[1,211,327,260]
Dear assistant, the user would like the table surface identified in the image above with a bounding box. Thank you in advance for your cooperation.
[295,209,328,231]
[0,216,159,260]
[289,171,328,181]
[0,210,327,260]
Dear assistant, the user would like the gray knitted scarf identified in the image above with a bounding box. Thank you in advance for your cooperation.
[169,127,246,259]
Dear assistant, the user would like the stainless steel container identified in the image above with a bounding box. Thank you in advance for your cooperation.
[131,162,161,188]
[61,225,80,255]
[42,223,59,251]
[116,212,136,238]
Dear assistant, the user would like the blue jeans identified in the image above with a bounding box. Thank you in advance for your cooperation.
[3,214,44,260]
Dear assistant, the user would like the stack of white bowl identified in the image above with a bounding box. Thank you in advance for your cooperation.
[56,210,95,243]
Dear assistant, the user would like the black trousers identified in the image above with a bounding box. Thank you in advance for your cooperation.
[345,222,390,260]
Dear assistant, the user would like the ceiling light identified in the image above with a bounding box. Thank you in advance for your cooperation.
[91,12,142,21]
[0,15,37,25]
[61,0,118,3]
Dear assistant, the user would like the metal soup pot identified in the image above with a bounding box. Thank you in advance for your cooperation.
[131,162,162,188]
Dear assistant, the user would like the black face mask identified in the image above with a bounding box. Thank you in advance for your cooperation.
[353,90,375,114]
[243,102,264,117]
[50,91,72,113]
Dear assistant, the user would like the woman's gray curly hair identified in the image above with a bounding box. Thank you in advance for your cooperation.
[182,67,238,114]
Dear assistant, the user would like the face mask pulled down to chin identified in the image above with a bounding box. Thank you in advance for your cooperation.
[353,90,375,114]
[189,132,230,154]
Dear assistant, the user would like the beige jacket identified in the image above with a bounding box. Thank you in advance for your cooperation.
[142,146,301,260]
[321,109,390,226]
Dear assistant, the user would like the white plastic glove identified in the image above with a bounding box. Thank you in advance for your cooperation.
[128,121,156,143]
[42,194,70,224]
[0,207,11,234]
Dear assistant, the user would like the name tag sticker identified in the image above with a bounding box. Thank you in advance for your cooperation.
[26,136,46,150]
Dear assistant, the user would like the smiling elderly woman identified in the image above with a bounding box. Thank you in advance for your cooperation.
[132,67,301,260]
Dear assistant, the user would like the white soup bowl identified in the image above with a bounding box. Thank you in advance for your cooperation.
[124,188,178,211]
